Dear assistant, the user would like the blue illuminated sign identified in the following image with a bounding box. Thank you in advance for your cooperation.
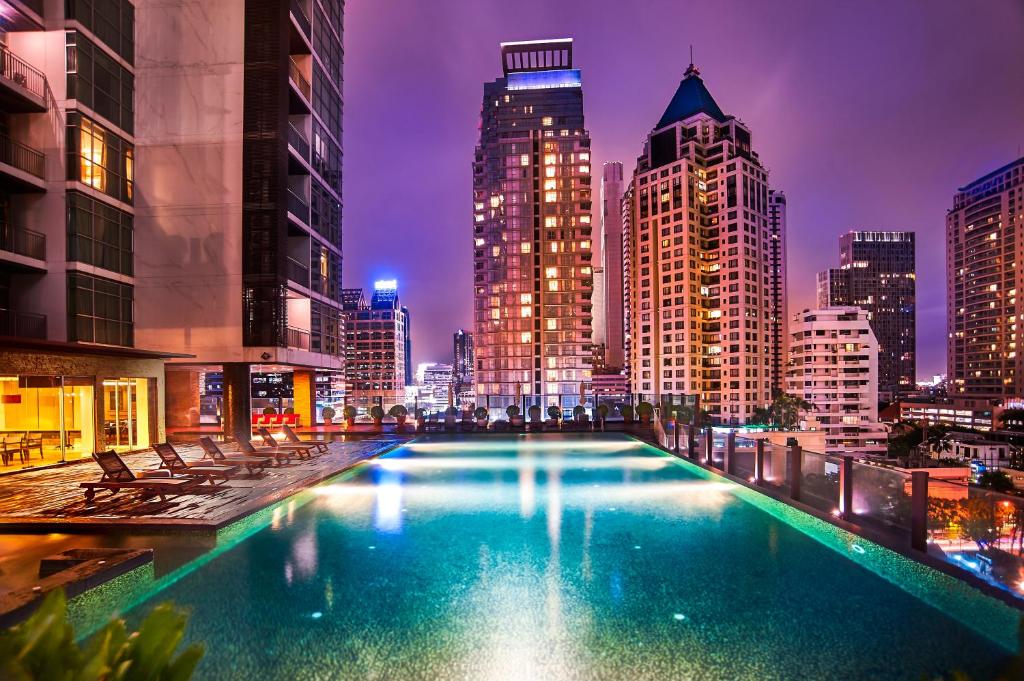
[507,69,582,91]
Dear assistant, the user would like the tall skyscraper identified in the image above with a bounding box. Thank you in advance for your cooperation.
[767,190,788,395]
[453,329,474,385]
[817,231,916,397]
[341,281,409,409]
[472,39,593,408]
[600,161,626,371]
[134,0,346,435]
[625,62,777,424]
[947,157,1024,400]
[786,307,887,456]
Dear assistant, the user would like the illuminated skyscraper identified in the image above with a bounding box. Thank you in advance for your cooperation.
[768,190,788,395]
[600,161,626,371]
[472,39,593,408]
[341,280,409,410]
[625,62,776,424]
[453,329,475,386]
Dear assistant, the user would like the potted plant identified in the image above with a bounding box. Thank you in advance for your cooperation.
[620,404,635,423]
[573,405,586,422]
[342,405,357,427]
[389,404,408,427]
[262,406,277,415]
[507,404,524,428]
[596,403,609,424]
[547,405,561,424]
[474,406,489,428]
[637,401,654,423]
[369,405,385,428]
[321,406,336,425]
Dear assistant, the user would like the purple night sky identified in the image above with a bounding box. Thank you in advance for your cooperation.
[343,0,1024,379]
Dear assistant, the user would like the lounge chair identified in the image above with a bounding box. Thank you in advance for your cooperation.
[198,437,273,474]
[281,424,329,454]
[80,449,202,502]
[152,443,238,484]
[235,435,295,465]
[257,428,313,459]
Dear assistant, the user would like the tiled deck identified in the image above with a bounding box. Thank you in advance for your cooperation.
[0,436,408,532]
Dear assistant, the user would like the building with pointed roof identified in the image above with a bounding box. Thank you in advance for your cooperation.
[624,63,783,424]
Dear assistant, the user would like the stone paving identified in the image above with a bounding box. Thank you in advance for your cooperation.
[0,435,408,532]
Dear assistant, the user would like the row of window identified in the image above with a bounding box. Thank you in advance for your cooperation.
[66,0,135,64]
[66,31,134,134]
[67,190,133,276]
[67,113,134,204]
[67,271,133,346]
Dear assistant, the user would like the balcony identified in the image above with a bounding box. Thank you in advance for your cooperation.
[289,0,312,53]
[288,58,311,114]
[0,133,45,191]
[0,223,45,270]
[0,44,47,113]
[286,326,310,351]
[287,122,310,174]
[286,256,310,289]
[0,308,46,339]
[286,188,310,225]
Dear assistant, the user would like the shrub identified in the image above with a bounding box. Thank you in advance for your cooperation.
[0,589,203,681]
[506,405,521,418]
[369,405,385,421]
[415,408,425,420]
[320,406,335,423]
[283,407,294,415]
[636,402,654,418]
[388,404,408,418]
[474,407,488,420]
[596,404,609,419]
[573,405,585,417]
[342,405,357,420]
[528,405,542,420]
[548,405,561,420]
[620,405,635,420]
[262,406,277,415]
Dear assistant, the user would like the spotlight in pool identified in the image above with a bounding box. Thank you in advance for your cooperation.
[673,613,686,621]
[851,544,865,555]
[368,545,376,550]
[311,612,323,619]
[633,545,641,550]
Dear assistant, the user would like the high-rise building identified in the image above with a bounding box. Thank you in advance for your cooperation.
[472,39,593,409]
[133,0,346,435]
[947,157,1024,401]
[453,329,474,385]
[0,0,182,469]
[600,161,626,370]
[786,307,887,456]
[767,190,788,395]
[624,62,776,424]
[817,231,916,398]
[342,281,409,410]
[621,183,634,385]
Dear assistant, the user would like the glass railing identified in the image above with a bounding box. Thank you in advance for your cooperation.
[0,133,44,179]
[287,122,310,160]
[286,326,310,350]
[0,223,45,260]
[288,59,311,101]
[850,460,912,531]
[290,0,311,39]
[0,308,46,338]
[0,44,47,101]
[286,256,309,288]
[287,189,309,223]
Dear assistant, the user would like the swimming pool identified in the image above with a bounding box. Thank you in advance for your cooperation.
[83,434,1019,679]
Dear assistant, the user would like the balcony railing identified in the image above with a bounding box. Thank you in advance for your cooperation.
[0,223,45,260]
[287,188,309,223]
[0,44,47,101]
[0,308,46,338]
[286,326,310,351]
[287,122,310,160]
[290,0,312,40]
[0,133,44,179]
[286,256,309,288]
[288,58,311,101]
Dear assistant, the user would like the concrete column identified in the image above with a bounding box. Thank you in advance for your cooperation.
[222,363,251,441]
[788,443,802,501]
[754,439,765,484]
[725,431,736,474]
[839,455,854,520]
[293,369,316,427]
[911,471,929,552]
[703,427,713,465]
[165,369,201,428]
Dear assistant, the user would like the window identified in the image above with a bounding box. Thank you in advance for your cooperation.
[67,191,133,275]
[67,113,133,203]
[66,0,135,64]
[67,272,133,346]
[65,31,134,133]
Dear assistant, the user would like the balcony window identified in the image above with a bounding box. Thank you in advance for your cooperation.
[80,117,106,191]
[67,271,133,346]
[67,113,133,204]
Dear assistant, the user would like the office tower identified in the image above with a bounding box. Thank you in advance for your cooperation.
[786,307,887,456]
[0,0,179,469]
[472,39,593,408]
[592,264,605,347]
[600,161,626,370]
[624,62,775,424]
[133,0,346,435]
[817,231,916,398]
[453,329,474,385]
[621,183,634,385]
[341,281,409,409]
[767,190,788,395]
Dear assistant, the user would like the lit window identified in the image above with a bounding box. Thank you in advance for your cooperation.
[520,306,532,318]
[548,280,559,291]
[542,116,553,126]
[520,154,529,166]
[580,240,591,250]
[520,293,532,304]
[520,332,531,343]
[474,238,484,246]
[520,243,531,253]
[545,217,558,227]
[80,118,107,191]
[544,179,557,190]
[579,165,590,174]
[544,154,557,165]
[490,196,500,208]
[545,191,557,202]
[545,267,558,278]
[545,167,556,178]
[547,319,557,330]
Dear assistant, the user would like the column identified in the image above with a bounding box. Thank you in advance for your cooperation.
[293,369,316,427]
[222,363,252,440]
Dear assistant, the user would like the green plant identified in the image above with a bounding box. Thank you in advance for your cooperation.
[262,406,277,415]
[369,405,385,421]
[620,404,634,421]
[0,589,203,681]
[573,405,585,417]
[636,401,654,419]
[283,407,294,415]
[770,392,813,430]
[528,405,542,420]
[506,405,520,418]
[388,404,408,418]
[596,404,609,419]
[547,405,561,420]
[415,408,425,420]
[342,405,357,420]
[978,470,1015,493]
[320,406,335,423]
[474,407,488,420]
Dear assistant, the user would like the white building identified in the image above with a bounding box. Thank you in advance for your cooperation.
[786,307,887,456]
[947,433,1012,470]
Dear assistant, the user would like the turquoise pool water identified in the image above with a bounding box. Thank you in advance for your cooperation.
[102,434,1017,679]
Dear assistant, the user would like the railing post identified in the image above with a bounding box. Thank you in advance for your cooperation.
[703,427,713,465]
[725,431,736,475]
[754,439,765,484]
[673,418,680,453]
[788,443,802,502]
[839,455,853,521]
[911,471,929,552]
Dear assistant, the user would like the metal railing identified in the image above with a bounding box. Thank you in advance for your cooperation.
[0,223,45,260]
[290,0,312,40]
[286,326,310,350]
[286,256,309,288]
[0,133,45,179]
[0,44,47,101]
[287,122,310,160]
[288,58,311,101]
[286,189,309,223]
[0,308,46,338]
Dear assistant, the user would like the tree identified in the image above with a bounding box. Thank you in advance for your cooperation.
[770,392,812,430]
[978,470,1015,493]
[749,406,772,426]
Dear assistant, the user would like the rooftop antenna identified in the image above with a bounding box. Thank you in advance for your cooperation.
[685,45,700,77]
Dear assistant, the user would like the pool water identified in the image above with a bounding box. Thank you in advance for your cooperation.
[107,435,1016,679]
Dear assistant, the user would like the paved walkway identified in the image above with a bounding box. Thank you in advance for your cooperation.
[0,436,408,532]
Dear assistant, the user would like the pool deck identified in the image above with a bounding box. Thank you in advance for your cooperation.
[0,436,408,533]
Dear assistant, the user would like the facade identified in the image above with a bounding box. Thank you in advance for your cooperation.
[817,231,916,398]
[592,371,628,400]
[625,63,777,423]
[341,281,409,410]
[895,397,994,431]
[0,0,181,469]
[947,433,1011,471]
[600,161,625,370]
[767,190,788,395]
[786,307,888,456]
[133,0,346,435]
[946,157,1024,401]
[453,328,474,389]
[472,39,593,409]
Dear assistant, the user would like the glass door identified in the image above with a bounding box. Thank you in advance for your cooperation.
[103,378,150,452]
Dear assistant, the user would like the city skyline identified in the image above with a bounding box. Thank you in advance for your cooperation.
[343,0,1024,376]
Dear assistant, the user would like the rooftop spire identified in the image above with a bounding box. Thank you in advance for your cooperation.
[685,45,700,77]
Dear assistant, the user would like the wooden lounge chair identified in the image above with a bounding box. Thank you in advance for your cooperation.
[153,443,238,484]
[198,437,273,474]
[23,433,43,460]
[235,435,295,465]
[257,428,313,459]
[281,424,329,454]
[80,449,202,502]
